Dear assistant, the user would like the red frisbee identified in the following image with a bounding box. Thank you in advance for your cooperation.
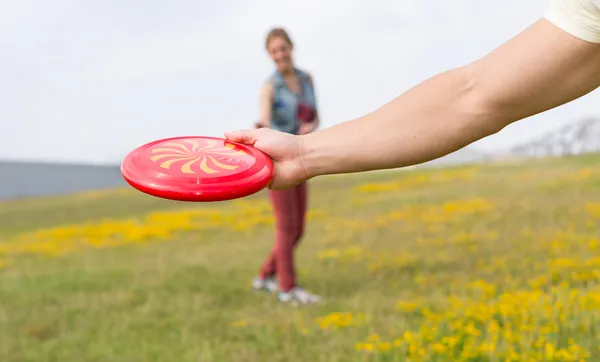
[120,136,274,202]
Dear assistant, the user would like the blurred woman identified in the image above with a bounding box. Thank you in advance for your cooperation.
[251,27,321,304]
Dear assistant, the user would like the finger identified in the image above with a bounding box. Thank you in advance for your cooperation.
[224,129,261,144]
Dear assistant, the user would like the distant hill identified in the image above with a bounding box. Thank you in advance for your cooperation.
[0,160,124,201]
[508,116,600,159]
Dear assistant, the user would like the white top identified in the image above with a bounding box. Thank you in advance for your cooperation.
[545,0,600,43]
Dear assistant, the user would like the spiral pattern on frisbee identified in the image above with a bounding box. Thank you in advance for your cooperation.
[148,138,251,176]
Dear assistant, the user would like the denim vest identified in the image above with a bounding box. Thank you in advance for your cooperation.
[268,68,317,135]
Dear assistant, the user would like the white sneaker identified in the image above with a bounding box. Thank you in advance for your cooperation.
[278,287,322,304]
[252,276,278,293]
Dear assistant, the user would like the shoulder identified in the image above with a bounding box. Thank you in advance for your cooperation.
[305,72,314,86]
[265,71,286,87]
[544,0,600,43]
[295,68,312,79]
[260,79,274,99]
[264,74,276,87]
[296,68,315,86]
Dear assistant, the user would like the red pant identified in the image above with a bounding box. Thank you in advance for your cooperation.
[259,182,308,292]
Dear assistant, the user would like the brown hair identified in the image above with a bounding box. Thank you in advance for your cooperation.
[265,27,293,49]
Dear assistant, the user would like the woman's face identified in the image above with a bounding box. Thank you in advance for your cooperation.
[267,36,293,73]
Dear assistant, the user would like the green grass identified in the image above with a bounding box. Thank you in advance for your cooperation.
[1,154,600,361]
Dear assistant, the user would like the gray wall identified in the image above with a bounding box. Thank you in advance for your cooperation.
[0,160,126,200]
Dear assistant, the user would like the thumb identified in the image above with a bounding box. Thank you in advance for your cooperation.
[224,129,263,145]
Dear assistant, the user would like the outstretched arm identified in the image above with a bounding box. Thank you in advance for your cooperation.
[301,16,600,178]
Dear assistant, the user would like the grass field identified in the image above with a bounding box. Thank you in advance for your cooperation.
[1,153,600,361]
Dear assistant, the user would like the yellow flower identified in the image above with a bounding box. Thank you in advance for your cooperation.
[586,202,600,218]
[377,342,392,352]
[316,249,340,260]
[396,301,421,313]
[230,319,247,327]
[432,343,447,354]
[315,312,365,331]
[355,343,375,352]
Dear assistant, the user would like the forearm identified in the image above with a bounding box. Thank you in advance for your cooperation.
[301,66,501,177]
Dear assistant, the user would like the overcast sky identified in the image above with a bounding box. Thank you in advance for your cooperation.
[1,0,598,165]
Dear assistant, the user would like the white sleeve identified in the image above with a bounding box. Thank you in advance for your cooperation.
[544,0,600,43]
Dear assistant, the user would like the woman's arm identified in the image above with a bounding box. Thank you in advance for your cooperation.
[300,18,600,178]
[307,73,320,131]
[298,73,320,134]
[255,82,274,129]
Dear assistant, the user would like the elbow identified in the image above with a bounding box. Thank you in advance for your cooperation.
[255,120,269,129]
[456,64,516,138]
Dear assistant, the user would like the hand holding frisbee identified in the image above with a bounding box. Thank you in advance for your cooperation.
[121,135,276,202]
[223,127,310,190]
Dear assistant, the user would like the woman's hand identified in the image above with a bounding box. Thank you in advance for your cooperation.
[298,122,316,135]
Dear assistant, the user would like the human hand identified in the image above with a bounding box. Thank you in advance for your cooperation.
[224,128,311,190]
[298,123,315,135]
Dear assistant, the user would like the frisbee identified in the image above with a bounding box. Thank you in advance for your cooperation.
[120,136,274,202]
